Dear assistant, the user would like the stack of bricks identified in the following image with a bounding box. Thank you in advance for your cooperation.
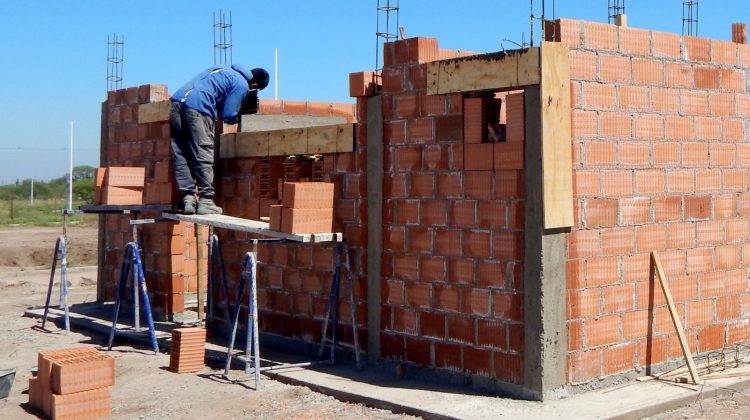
[28,346,114,419]
[269,182,334,234]
[169,327,206,373]
[545,19,750,383]
[144,159,177,204]
[94,166,146,205]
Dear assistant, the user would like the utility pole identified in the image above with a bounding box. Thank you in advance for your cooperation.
[68,121,73,211]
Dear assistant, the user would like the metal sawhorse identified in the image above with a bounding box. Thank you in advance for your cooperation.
[162,212,361,389]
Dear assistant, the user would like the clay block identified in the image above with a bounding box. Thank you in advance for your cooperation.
[169,328,206,373]
[50,386,112,420]
[102,186,143,205]
[51,354,115,395]
[153,160,172,183]
[280,182,334,209]
[349,71,378,97]
[269,204,283,231]
[94,168,106,204]
[105,167,146,187]
[280,207,333,234]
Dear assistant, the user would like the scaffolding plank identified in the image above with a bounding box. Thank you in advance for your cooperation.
[161,212,342,243]
[80,204,174,213]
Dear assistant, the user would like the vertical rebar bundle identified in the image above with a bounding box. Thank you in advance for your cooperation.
[682,1,699,36]
[375,0,399,72]
[608,0,626,24]
[213,10,233,65]
[106,34,124,92]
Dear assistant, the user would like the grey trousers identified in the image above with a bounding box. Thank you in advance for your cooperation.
[170,101,216,198]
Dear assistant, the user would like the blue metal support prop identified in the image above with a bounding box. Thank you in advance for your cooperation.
[224,252,260,387]
[223,240,361,390]
[40,236,70,333]
[107,242,159,354]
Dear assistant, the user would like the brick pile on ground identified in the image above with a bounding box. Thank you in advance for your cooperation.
[28,346,115,420]
[169,327,206,373]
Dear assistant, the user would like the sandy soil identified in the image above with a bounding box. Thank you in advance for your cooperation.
[0,226,415,419]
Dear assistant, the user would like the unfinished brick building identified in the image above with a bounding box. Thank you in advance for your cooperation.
[98,17,750,400]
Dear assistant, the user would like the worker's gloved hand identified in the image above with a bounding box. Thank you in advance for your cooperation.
[223,116,239,125]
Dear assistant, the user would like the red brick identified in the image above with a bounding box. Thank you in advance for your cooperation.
[420,255,446,283]
[436,172,462,198]
[421,199,448,226]
[494,141,524,170]
[572,109,598,137]
[635,170,665,195]
[464,171,493,199]
[568,229,601,259]
[420,312,445,338]
[586,141,617,166]
[603,343,636,375]
[631,208,667,247]
[584,21,618,50]
[601,170,633,196]
[407,118,434,143]
[632,58,664,85]
[433,283,459,311]
[448,258,475,284]
[410,172,435,198]
[599,54,631,82]
[407,227,433,254]
[492,231,524,261]
[586,256,620,287]
[633,114,664,140]
[464,143,494,170]
[651,87,681,113]
[569,288,601,319]
[618,85,649,111]
[586,315,621,347]
[570,349,602,382]
[446,315,475,344]
[684,36,711,62]
[493,291,522,322]
[584,198,618,228]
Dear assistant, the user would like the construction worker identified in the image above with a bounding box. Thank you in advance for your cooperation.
[170,65,269,214]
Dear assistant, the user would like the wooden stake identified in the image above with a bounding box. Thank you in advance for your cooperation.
[651,251,701,384]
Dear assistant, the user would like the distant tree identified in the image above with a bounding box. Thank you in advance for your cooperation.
[72,165,95,181]
[72,178,94,203]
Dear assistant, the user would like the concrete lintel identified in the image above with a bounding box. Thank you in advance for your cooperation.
[426,47,540,95]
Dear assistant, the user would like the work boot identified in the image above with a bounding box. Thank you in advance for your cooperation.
[182,195,197,215]
[196,197,223,215]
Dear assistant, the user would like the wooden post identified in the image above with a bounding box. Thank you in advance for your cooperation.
[651,251,701,384]
[196,223,204,320]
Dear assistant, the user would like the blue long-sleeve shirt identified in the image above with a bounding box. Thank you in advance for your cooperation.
[171,64,253,124]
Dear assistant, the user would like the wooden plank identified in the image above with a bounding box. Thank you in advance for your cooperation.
[161,212,342,243]
[336,124,355,153]
[269,127,306,155]
[137,101,170,124]
[652,251,702,385]
[540,41,574,229]
[218,133,236,159]
[235,131,269,157]
[307,125,339,154]
[427,48,540,95]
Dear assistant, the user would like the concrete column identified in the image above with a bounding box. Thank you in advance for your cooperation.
[366,95,384,362]
[522,85,568,400]
[97,101,108,303]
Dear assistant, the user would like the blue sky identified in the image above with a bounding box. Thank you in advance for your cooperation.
[0,0,746,183]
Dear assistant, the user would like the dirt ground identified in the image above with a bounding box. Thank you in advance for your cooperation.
[2,226,750,419]
[0,226,416,419]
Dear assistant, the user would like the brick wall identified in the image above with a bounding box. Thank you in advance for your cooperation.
[546,19,750,383]
[101,86,360,324]
[377,37,526,383]
[213,100,366,347]
[101,85,192,320]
